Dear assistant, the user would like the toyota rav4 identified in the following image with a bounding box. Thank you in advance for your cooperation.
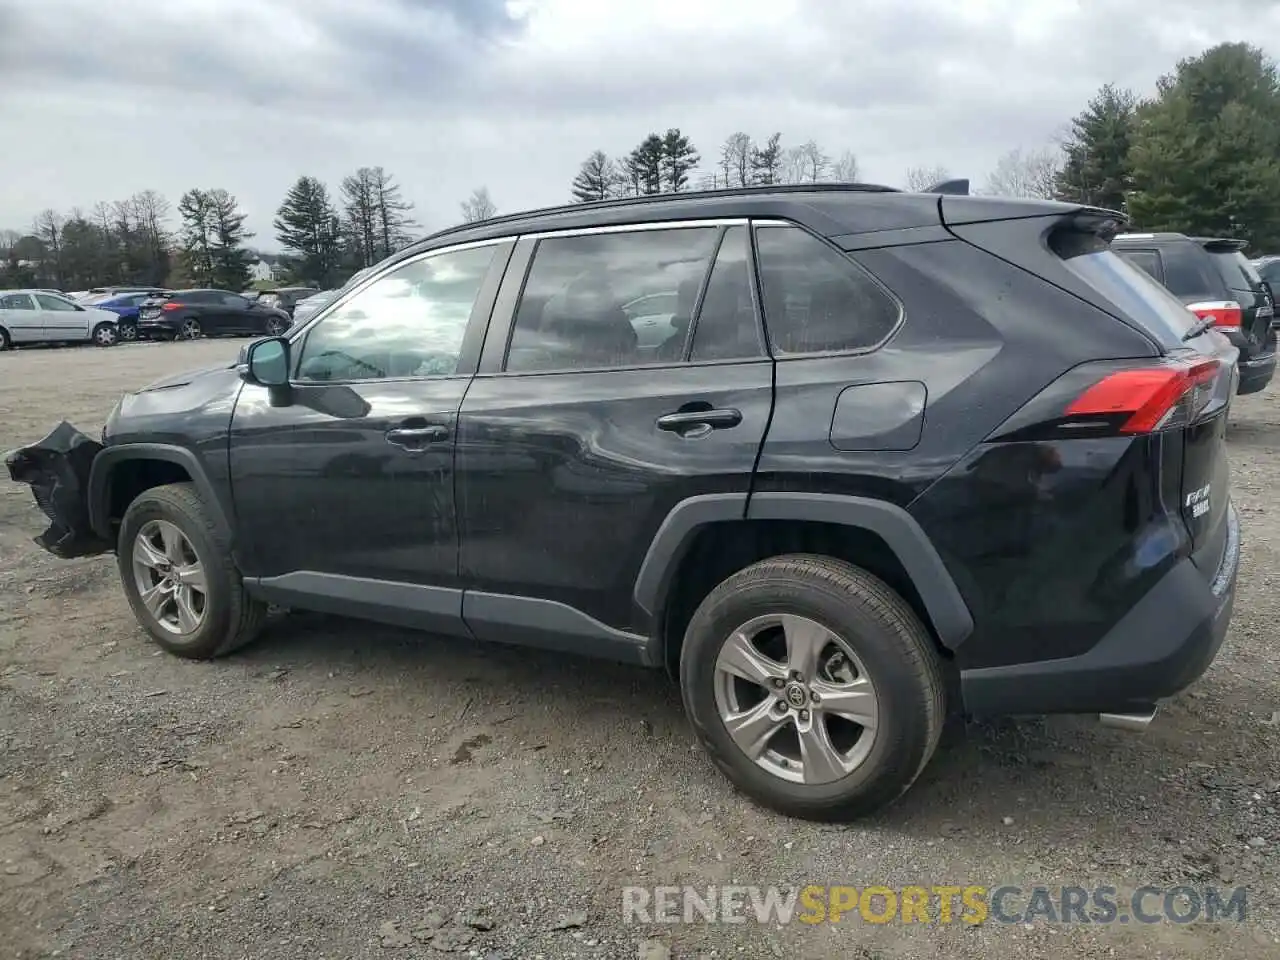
[5,184,1242,820]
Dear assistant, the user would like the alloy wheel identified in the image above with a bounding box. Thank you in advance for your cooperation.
[713,613,879,785]
[131,520,208,636]
[181,319,202,339]
[119,322,138,342]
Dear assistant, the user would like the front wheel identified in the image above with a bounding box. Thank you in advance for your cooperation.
[117,483,267,659]
[265,315,287,336]
[92,322,119,347]
[680,554,945,821]
[0,326,9,351]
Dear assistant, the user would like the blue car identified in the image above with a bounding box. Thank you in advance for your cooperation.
[89,290,168,341]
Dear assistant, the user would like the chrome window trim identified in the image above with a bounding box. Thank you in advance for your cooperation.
[519,218,749,241]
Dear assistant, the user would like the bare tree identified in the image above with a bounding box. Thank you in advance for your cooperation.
[905,165,952,192]
[33,209,64,286]
[460,187,498,223]
[831,149,859,182]
[721,132,753,188]
[341,168,378,268]
[369,167,417,256]
[981,147,1062,200]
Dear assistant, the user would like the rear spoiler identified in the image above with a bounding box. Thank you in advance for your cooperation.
[1196,237,1249,253]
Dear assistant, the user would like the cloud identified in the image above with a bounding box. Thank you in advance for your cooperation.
[0,0,1277,242]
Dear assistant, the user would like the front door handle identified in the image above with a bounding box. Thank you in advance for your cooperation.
[656,407,743,434]
[386,425,450,447]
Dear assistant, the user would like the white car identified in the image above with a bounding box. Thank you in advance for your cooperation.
[0,290,122,350]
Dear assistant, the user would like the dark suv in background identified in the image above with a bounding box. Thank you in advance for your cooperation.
[137,289,292,340]
[1113,233,1275,395]
[8,185,1241,820]
[255,287,321,318]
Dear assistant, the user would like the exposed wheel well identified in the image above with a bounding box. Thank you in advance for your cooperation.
[659,519,947,676]
[106,459,193,531]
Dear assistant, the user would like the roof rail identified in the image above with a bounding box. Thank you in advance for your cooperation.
[927,178,970,195]
[412,181,901,248]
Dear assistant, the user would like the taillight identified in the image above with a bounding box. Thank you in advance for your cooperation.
[1066,358,1221,434]
[1186,300,1242,334]
[161,302,182,312]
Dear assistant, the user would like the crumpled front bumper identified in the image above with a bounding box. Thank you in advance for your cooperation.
[4,421,113,558]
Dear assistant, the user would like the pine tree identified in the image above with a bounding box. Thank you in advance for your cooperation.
[207,189,253,290]
[177,189,215,286]
[627,135,665,195]
[750,133,783,185]
[660,129,699,192]
[1128,43,1280,248]
[571,150,616,202]
[369,167,417,259]
[274,176,341,285]
[1054,84,1138,211]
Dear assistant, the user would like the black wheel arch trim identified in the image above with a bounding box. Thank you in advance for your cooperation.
[633,491,973,651]
[88,443,234,544]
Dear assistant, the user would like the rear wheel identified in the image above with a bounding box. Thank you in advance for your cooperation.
[265,315,287,336]
[117,483,267,659]
[118,320,138,342]
[180,318,202,340]
[92,322,119,347]
[680,554,945,820]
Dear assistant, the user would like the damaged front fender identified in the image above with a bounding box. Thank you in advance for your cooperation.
[4,421,113,558]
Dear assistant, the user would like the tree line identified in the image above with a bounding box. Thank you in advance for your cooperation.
[569,131,860,202]
[7,41,1280,293]
[0,166,424,292]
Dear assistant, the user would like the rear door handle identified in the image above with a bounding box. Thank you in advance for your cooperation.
[656,408,743,433]
[386,425,450,447]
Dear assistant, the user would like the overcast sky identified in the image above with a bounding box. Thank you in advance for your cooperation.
[2,0,1278,248]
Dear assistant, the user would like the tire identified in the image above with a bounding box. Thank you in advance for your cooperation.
[92,322,119,347]
[0,326,9,351]
[118,320,138,342]
[117,482,267,660]
[265,315,287,336]
[180,317,202,340]
[680,554,945,821]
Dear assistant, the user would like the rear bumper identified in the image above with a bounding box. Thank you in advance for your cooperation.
[1237,351,1275,395]
[960,502,1239,716]
[137,319,179,338]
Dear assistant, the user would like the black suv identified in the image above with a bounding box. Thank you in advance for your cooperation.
[1112,233,1276,395]
[6,186,1242,820]
[137,289,292,340]
[255,286,321,317]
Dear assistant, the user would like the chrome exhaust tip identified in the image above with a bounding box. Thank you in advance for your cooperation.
[1099,708,1157,732]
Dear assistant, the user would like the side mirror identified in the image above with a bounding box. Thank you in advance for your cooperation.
[241,336,290,387]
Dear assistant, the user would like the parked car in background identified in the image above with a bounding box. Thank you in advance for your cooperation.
[6,185,1243,819]
[136,289,292,340]
[288,269,380,328]
[290,289,338,326]
[77,286,164,304]
[93,290,171,341]
[0,290,122,349]
[1249,255,1280,316]
[1113,233,1275,395]
[255,287,320,317]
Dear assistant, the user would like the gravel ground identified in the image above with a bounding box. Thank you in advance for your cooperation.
[1,340,1278,960]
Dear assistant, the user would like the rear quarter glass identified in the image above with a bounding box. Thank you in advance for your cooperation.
[1055,235,1198,348]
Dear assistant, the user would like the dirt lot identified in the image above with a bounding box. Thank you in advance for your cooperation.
[1,340,1278,960]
